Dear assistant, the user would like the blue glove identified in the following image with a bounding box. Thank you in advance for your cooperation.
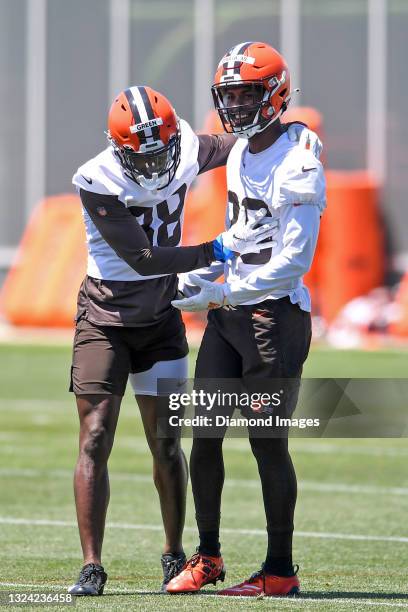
[212,209,279,262]
[212,234,233,262]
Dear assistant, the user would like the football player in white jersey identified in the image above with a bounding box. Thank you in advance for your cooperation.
[168,42,326,597]
[67,84,284,595]
[67,84,319,595]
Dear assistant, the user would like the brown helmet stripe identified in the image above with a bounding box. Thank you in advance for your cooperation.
[222,41,254,80]
[139,87,161,141]
[233,41,253,72]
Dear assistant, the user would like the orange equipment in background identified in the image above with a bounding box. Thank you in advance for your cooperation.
[283,105,324,134]
[0,195,87,327]
[317,171,384,322]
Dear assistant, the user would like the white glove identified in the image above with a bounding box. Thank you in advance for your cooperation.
[220,208,279,256]
[178,262,224,299]
[171,274,228,312]
[287,123,323,159]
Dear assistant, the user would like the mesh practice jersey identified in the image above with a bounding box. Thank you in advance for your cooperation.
[222,131,326,311]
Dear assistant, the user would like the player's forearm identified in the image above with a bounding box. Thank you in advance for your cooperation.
[226,248,313,306]
[119,242,216,276]
[226,206,320,305]
[87,212,217,276]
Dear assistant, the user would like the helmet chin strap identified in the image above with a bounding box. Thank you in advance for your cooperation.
[137,172,167,192]
[233,114,277,139]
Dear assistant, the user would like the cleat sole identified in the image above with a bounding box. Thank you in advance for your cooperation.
[68,584,105,596]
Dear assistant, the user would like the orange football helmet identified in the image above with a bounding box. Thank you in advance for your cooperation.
[212,42,292,139]
[107,86,181,190]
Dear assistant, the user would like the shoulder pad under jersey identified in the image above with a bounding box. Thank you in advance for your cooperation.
[272,146,326,212]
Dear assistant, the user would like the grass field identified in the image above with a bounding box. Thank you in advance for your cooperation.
[0,343,408,611]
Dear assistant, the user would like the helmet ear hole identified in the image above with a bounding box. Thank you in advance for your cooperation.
[121,104,127,111]
[280,89,287,98]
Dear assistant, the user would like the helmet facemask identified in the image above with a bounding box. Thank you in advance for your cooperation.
[212,73,289,139]
[109,131,181,191]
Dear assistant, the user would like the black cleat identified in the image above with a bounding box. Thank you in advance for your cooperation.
[68,563,107,596]
[161,552,187,592]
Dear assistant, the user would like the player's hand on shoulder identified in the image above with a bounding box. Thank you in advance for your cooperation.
[217,208,279,258]
[286,122,323,159]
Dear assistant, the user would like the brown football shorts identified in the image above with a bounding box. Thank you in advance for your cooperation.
[70,309,188,396]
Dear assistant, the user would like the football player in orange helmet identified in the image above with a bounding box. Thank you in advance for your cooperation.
[169,42,326,597]
[211,41,293,139]
[107,88,181,191]
[68,84,284,596]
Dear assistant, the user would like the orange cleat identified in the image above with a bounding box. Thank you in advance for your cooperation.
[218,565,300,597]
[166,551,226,593]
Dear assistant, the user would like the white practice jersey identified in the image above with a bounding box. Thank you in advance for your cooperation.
[72,119,200,281]
[224,131,326,310]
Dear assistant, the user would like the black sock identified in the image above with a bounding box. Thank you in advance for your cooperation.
[191,437,224,558]
[198,530,221,557]
[248,436,297,578]
[264,555,294,577]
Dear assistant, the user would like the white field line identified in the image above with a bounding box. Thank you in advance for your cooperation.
[0,516,407,544]
[1,467,407,497]
[0,399,73,410]
[0,583,68,589]
[0,583,406,608]
[6,437,407,458]
[1,435,407,458]
[289,443,408,458]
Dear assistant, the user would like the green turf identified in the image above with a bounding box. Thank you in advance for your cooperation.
[0,343,407,611]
